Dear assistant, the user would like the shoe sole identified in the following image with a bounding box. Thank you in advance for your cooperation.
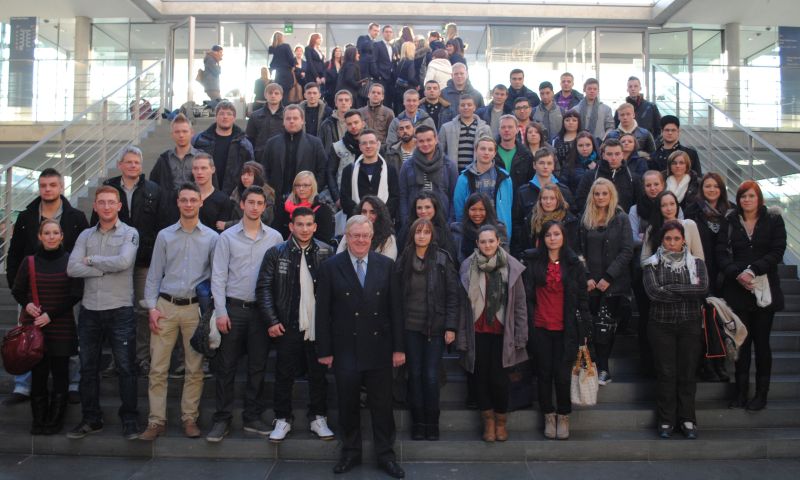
[243,426,270,436]
[124,433,140,440]
[312,431,335,440]
[269,433,290,443]
[67,427,103,439]
[206,432,229,443]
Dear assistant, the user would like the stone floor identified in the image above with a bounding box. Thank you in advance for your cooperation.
[1,455,799,479]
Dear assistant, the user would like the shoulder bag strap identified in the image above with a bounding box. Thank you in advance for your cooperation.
[28,256,40,306]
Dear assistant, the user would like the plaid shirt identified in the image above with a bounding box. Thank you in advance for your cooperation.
[643,256,709,324]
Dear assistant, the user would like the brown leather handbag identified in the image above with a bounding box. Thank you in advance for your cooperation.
[2,256,46,375]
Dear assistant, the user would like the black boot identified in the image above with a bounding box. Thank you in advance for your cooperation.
[30,396,49,435]
[424,409,440,441]
[746,377,770,411]
[698,358,720,382]
[728,373,749,409]
[410,409,425,440]
[44,393,68,435]
[713,359,730,383]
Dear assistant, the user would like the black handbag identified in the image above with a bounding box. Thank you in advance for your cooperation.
[702,305,726,359]
[395,77,410,90]
[189,307,217,359]
[592,299,617,345]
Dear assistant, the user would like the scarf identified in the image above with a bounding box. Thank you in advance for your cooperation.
[636,194,658,223]
[284,198,320,217]
[468,248,509,326]
[666,174,691,203]
[342,131,361,156]
[351,155,389,204]
[701,200,725,233]
[578,151,598,168]
[654,245,699,285]
[412,147,444,189]
[297,245,316,341]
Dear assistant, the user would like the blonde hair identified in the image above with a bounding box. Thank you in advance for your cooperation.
[289,171,318,203]
[271,31,284,49]
[401,41,416,61]
[581,178,619,229]
[531,184,569,238]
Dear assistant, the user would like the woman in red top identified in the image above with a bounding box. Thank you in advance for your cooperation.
[456,224,528,443]
[524,221,592,440]
[11,220,82,435]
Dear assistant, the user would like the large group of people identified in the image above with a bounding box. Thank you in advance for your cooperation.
[5,21,789,480]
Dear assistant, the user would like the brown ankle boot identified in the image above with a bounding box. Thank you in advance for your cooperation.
[480,410,496,442]
[495,412,508,442]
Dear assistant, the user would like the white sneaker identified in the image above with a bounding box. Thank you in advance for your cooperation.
[598,370,612,386]
[268,418,291,443]
[309,415,335,440]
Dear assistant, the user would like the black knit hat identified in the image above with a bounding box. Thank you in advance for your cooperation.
[211,44,223,52]
[660,115,679,128]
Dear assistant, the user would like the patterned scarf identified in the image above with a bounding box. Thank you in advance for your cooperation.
[468,248,509,325]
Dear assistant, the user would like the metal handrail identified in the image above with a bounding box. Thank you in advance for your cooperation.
[652,63,800,172]
[1,59,166,271]
[2,60,164,174]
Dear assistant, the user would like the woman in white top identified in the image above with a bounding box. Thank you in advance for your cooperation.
[336,195,398,259]
[641,190,704,263]
[664,150,700,211]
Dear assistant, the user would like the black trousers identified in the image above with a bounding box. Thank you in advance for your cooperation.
[31,354,70,397]
[632,267,654,374]
[334,366,395,463]
[734,309,775,384]
[534,328,572,415]
[648,320,703,426]
[213,304,270,423]
[273,327,328,420]
[474,333,510,413]
[589,295,623,373]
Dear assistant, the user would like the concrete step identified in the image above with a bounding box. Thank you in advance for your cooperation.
[3,395,799,432]
[0,422,797,461]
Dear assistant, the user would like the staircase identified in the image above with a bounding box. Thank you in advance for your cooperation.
[1,264,798,462]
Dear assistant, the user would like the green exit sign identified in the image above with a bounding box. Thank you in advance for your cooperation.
[284,23,293,34]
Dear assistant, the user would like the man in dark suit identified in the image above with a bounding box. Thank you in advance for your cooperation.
[316,215,406,478]
[373,25,396,111]
[357,23,380,81]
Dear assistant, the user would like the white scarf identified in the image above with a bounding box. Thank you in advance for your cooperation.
[667,174,691,203]
[351,155,389,205]
[651,245,700,285]
[298,247,316,341]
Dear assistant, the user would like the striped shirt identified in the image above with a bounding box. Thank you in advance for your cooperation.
[457,119,478,171]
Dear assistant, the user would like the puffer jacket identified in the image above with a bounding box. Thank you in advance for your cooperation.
[255,237,334,328]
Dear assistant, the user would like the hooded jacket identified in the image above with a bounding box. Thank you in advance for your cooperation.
[453,163,514,239]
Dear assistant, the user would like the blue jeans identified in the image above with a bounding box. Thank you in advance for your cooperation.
[78,306,138,424]
[404,330,444,413]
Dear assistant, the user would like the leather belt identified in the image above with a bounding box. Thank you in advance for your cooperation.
[226,297,257,309]
[159,293,199,306]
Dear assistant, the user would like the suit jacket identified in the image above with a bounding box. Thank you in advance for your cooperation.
[315,251,403,371]
[372,40,395,84]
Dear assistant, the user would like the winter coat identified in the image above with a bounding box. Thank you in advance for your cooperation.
[575,159,642,214]
[438,116,492,170]
[245,104,285,154]
[511,177,576,256]
[358,104,395,144]
[440,79,485,125]
[385,109,436,147]
[394,248,460,337]
[456,252,528,372]
[577,208,634,296]
[523,248,592,362]
[269,43,295,93]
[570,99,614,141]
[258,130,328,198]
[201,52,221,93]
[192,123,256,195]
[423,58,453,89]
[397,147,459,222]
[5,196,88,287]
[505,85,540,111]
[453,164,514,239]
[719,205,786,312]
[494,140,534,193]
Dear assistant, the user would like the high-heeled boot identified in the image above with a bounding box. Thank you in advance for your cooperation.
[746,376,770,411]
[44,393,68,435]
[30,395,49,435]
[728,373,749,409]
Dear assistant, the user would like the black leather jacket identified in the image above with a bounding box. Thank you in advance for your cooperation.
[256,237,334,328]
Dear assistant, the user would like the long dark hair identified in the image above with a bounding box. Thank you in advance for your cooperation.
[557,110,582,139]
[530,220,568,286]
[355,195,394,252]
[648,190,680,252]
[343,45,358,65]
[397,218,439,289]
[461,192,499,230]
[698,172,730,214]
[408,191,448,230]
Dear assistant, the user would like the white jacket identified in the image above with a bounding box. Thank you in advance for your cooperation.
[424,58,453,89]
